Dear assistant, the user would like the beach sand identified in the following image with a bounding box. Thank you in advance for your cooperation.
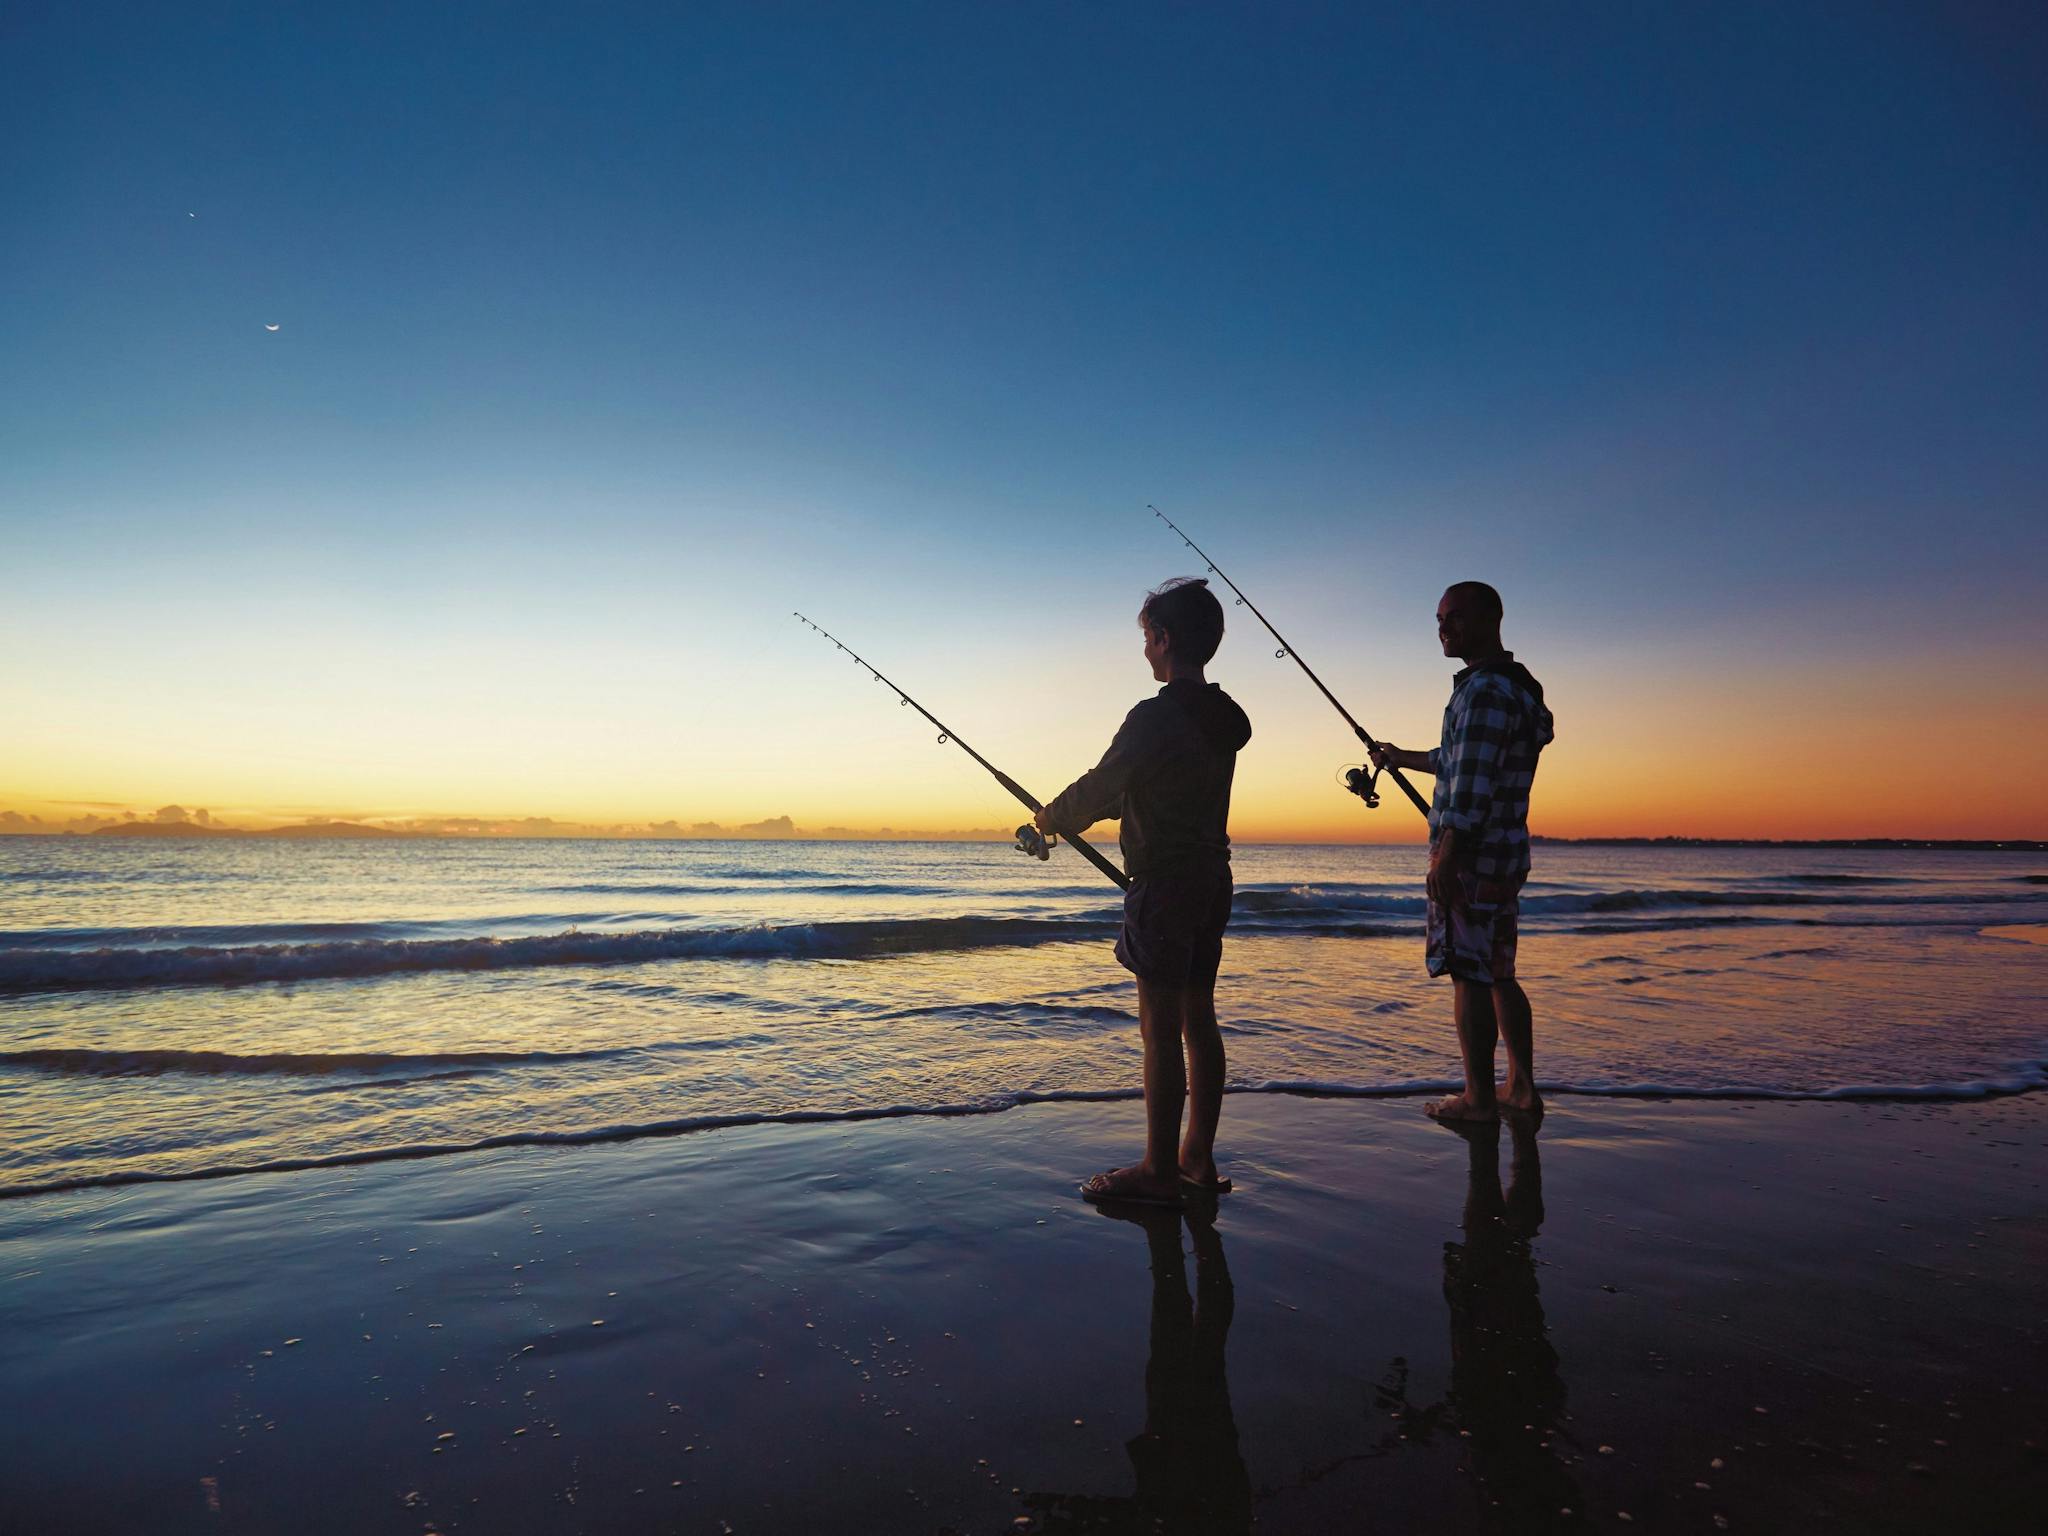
[3,1094,2042,1534]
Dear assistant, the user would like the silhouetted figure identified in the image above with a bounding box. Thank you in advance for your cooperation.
[1038,579,1252,1204]
[1024,1202,1251,1533]
[1441,1120,1579,1528]
[1370,582,1554,1124]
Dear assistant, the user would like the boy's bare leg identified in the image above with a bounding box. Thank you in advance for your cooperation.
[1492,978,1542,1115]
[1085,977,1188,1200]
[1138,978,1190,1183]
[1427,978,1501,1122]
[1178,978,1225,1184]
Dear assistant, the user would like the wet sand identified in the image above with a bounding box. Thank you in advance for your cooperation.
[2,1093,2042,1534]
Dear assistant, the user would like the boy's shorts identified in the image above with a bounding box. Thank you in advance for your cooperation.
[1425,872,1524,985]
[1115,860,1234,988]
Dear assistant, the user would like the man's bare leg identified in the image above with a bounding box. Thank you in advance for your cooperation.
[1083,977,1188,1201]
[1502,1114,1545,1232]
[1178,978,1226,1185]
[1492,978,1542,1116]
[1427,977,1501,1122]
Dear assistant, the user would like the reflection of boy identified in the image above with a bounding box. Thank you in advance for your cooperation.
[1037,578,1252,1204]
[1129,1208,1250,1532]
[1023,1207,1250,1534]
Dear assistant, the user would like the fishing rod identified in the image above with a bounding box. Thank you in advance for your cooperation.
[1148,505,1432,821]
[792,613,1130,890]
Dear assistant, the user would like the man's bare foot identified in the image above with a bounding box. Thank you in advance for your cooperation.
[1079,1164,1183,1207]
[1425,1092,1499,1123]
[1499,1082,1545,1120]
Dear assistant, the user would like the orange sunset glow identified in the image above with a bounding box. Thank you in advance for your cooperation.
[7,10,2048,1535]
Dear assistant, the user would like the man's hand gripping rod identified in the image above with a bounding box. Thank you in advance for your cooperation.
[1147,507,1432,821]
[792,614,1131,890]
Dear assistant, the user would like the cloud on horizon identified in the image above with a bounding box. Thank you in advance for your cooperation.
[0,801,1014,841]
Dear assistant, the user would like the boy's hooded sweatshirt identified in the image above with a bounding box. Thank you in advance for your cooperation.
[1041,681,1253,878]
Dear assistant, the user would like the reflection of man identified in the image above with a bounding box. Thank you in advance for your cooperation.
[1441,1120,1579,1529]
[1371,582,1553,1123]
[1026,1204,1250,1534]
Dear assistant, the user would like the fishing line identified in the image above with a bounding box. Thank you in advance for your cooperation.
[792,614,1130,889]
[1147,506,1432,820]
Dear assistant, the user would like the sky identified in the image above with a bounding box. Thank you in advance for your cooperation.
[3,1,2045,841]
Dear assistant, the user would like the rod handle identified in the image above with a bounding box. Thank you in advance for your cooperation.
[1353,728,1433,821]
[994,769,1129,888]
[1062,831,1131,890]
[1387,766,1432,819]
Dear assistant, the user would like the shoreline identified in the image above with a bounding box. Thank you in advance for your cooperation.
[8,1073,2048,1204]
[3,1094,2040,1533]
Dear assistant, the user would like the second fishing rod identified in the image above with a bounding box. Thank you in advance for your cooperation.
[1148,506,1432,821]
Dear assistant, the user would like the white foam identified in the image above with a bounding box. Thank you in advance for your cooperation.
[0,915,1107,994]
[8,1069,2040,1202]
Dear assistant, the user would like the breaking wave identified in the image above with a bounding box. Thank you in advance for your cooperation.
[4,876,2042,994]
[0,916,1113,994]
[539,880,967,898]
[6,1062,2041,1201]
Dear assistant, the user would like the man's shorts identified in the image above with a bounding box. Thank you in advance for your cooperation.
[1426,872,1524,985]
[1115,860,1234,988]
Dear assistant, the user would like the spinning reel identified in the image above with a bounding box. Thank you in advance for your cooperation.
[1340,762,1383,809]
[1015,822,1057,860]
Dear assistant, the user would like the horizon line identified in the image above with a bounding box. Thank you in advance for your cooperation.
[2,825,2043,852]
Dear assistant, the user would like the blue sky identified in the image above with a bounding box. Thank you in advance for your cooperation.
[4,3,2045,836]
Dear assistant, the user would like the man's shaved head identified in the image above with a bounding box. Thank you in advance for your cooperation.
[1443,580,1503,622]
[1436,582,1505,661]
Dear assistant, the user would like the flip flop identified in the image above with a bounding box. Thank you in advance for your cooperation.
[1179,1169,1233,1194]
[1079,1169,1183,1208]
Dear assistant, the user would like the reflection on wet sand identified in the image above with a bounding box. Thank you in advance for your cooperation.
[1027,1200,1251,1533]
[1380,1118,1582,1529]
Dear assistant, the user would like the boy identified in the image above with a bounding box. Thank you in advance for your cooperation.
[1036,577,1252,1204]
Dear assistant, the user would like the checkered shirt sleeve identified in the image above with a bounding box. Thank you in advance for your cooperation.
[1430,682,1519,837]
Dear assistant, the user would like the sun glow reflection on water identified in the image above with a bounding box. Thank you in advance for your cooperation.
[1,839,2044,1194]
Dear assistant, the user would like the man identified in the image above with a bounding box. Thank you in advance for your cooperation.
[1371,581,1553,1123]
[1036,577,1252,1204]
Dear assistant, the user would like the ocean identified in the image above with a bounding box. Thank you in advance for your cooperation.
[2,836,2044,1198]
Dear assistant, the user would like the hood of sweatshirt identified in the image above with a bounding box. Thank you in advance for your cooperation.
[1162,680,1253,754]
[1467,657,1555,751]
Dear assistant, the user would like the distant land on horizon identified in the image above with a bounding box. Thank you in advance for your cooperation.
[88,820,416,840]
[1527,835,2048,852]
[13,826,2037,851]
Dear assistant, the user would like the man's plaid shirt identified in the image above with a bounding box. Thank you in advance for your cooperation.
[1424,653,1554,887]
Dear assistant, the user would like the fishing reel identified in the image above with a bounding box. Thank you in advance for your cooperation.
[1015,823,1057,860]
[1339,762,1383,809]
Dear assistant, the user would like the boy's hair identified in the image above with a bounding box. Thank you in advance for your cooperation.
[1139,577,1226,666]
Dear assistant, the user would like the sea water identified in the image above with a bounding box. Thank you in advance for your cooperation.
[2,837,2044,1196]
